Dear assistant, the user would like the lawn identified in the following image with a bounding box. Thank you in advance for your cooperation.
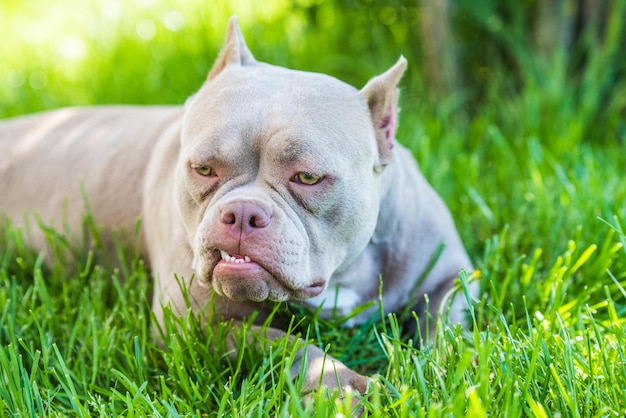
[1,1,626,416]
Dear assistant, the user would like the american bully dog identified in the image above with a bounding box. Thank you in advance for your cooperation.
[0,17,473,396]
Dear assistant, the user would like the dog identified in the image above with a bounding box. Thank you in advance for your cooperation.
[0,16,473,396]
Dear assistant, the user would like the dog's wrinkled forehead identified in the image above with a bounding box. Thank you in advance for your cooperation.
[185,66,372,141]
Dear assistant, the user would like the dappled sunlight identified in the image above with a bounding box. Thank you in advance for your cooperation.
[0,0,415,116]
[9,108,80,158]
[0,0,298,113]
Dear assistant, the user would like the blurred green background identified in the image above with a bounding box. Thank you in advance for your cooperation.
[2,0,624,140]
[1,0,417,112]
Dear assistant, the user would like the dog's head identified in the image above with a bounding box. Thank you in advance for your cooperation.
[175,16,406,302]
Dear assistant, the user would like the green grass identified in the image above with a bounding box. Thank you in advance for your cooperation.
[2,0,626,416]
[2,215,625,416]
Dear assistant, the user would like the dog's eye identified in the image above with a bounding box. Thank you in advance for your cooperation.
[293,172,322,185]
[194,165,215,177]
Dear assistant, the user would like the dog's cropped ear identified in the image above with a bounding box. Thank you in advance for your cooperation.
[208,16,257,80]
[360,57,407,168]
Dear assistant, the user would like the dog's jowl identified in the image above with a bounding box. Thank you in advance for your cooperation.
[0,17,474,396]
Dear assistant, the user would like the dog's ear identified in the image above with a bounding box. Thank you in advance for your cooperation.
[360,57,407,168]
[208,16,257,80]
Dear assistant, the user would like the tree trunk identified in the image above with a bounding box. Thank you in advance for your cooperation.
[418,0,459,99]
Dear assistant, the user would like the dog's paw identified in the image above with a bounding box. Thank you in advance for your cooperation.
[299,355,369,394]
[293,344,373,414]
[329,366,370,395]
[301,368,369,416]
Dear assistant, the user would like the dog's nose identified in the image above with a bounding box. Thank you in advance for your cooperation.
[220,201,271,241]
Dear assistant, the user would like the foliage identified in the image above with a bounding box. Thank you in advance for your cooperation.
[1,0,625,416]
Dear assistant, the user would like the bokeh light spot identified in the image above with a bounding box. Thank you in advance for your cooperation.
[7,69,26,89]
[58,37,87,61]
[29,71,48,89]
[163,10,185,32]
[136,19,157,40]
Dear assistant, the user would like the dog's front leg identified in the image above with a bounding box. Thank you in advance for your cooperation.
[290,336,370,396]
[225,322,370,396]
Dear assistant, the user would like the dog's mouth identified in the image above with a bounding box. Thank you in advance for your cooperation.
[219,250,252,264]
[204,248,325,301]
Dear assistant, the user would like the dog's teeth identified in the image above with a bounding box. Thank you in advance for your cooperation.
[220,250,252,263]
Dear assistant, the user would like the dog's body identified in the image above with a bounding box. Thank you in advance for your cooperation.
[0,18,472,394]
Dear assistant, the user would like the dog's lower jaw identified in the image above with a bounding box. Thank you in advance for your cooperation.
[205,261,327,303]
